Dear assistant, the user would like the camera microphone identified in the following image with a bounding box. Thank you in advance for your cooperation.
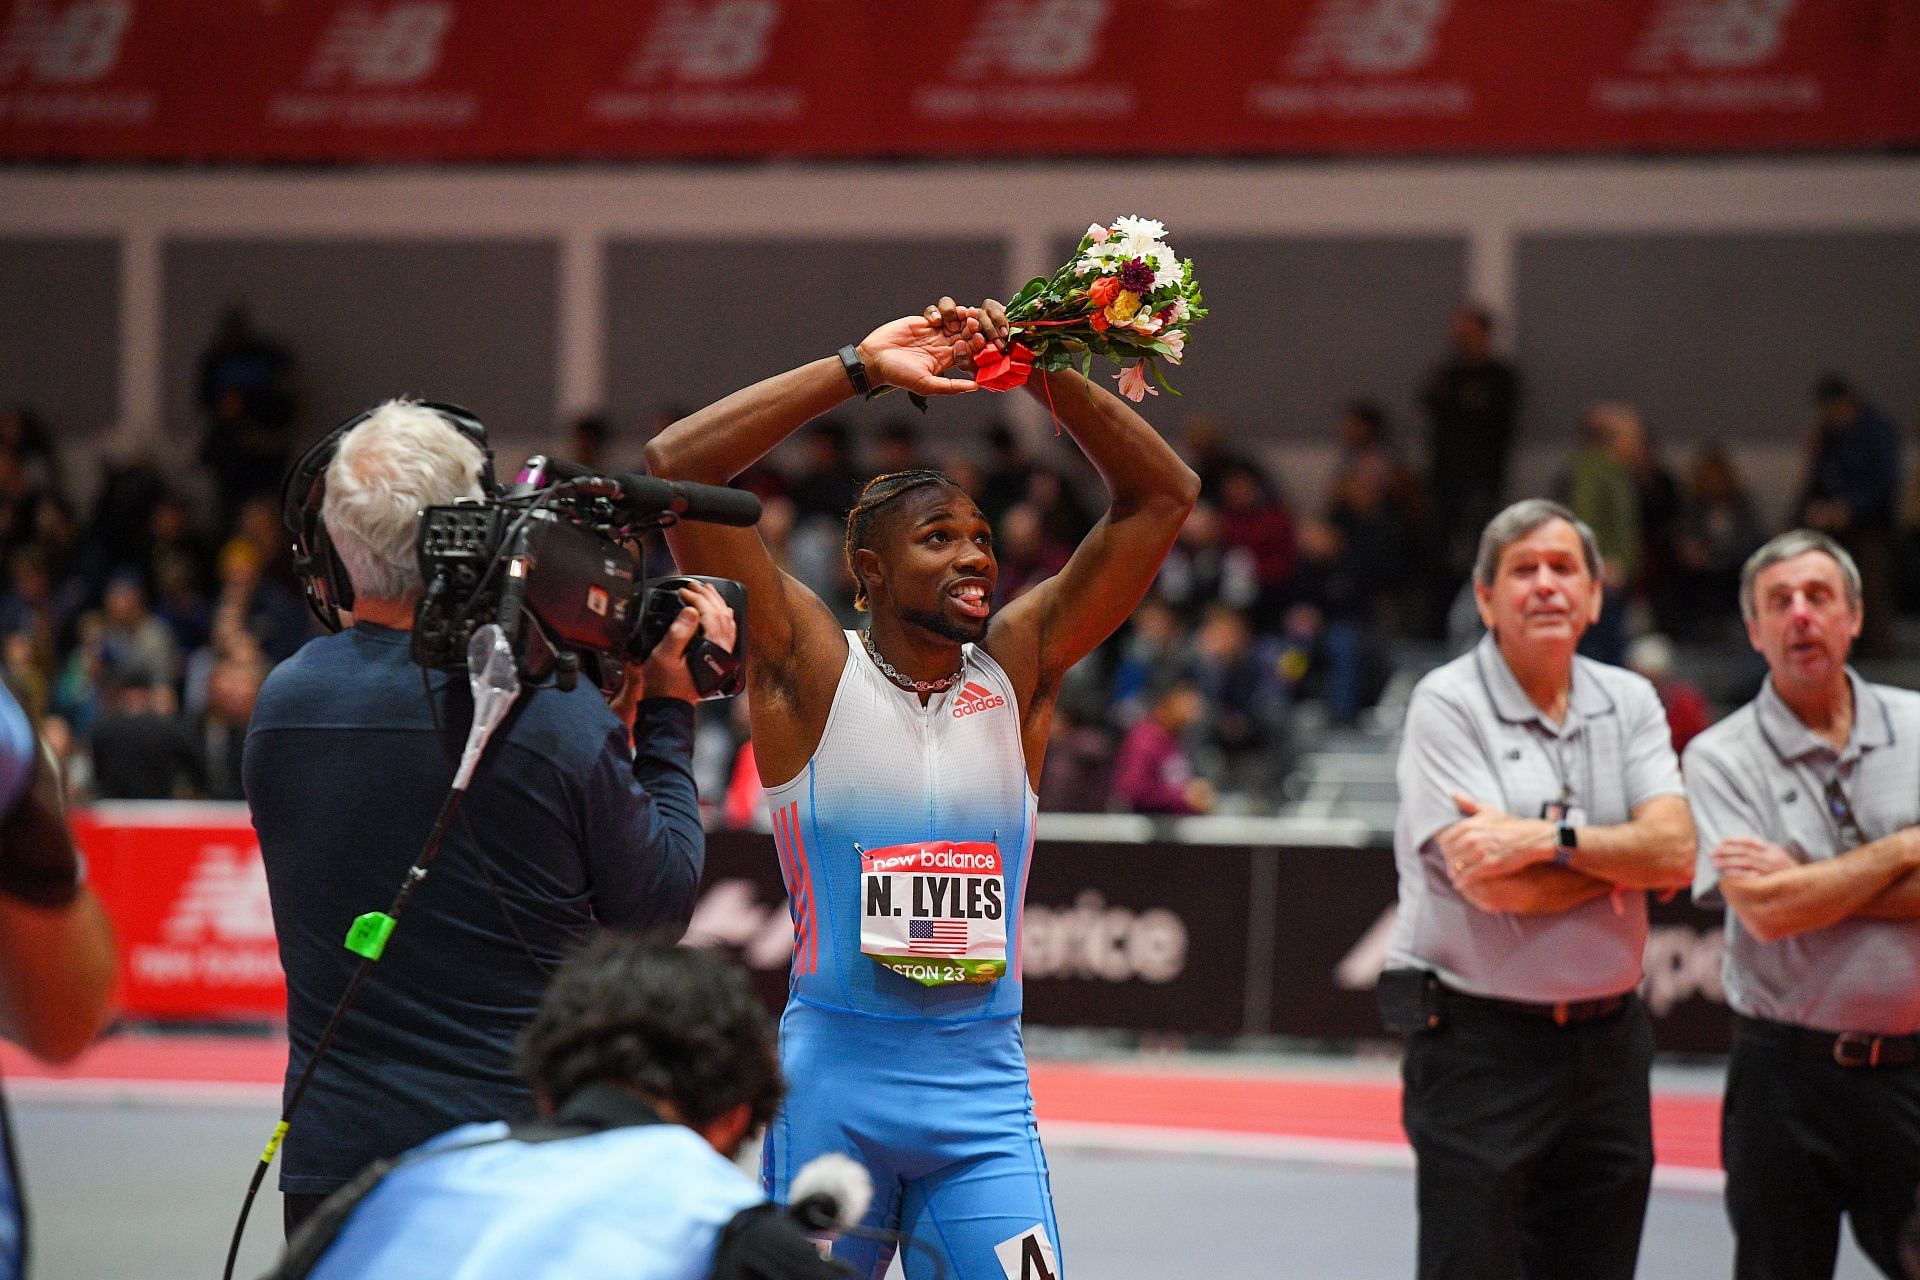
[787,1153,873,1235]
[520,458,761,528]
[610,472,762,528]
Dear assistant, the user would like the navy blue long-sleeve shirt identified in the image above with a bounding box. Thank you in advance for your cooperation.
[244,622,703,1194]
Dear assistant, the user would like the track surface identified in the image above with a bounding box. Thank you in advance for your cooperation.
[2,1033,1879,1279]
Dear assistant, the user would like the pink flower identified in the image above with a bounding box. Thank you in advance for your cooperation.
[1157,329,1186,363]
[1086,223,1110,244]
[1113,361,1157,402]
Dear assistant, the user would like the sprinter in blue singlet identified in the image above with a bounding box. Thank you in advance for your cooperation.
[648,297,1197,1279]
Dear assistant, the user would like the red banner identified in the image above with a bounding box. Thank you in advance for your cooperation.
[1,0,1916,161]
[75,805,286,1021]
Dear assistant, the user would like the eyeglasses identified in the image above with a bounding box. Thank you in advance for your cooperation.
[1824,776,1867,849]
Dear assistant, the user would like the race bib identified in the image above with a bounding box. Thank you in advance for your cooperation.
[859,840,1007,988]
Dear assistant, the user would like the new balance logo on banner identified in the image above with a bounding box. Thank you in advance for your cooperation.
[304,1,451,88]
[1286,0,1452,76]
[0,0,129,85]
[952,681,1007,718]
[162,844,275,945]
[1628,0,1795,73]
[625,0,779,85]
[949,0,1109,80]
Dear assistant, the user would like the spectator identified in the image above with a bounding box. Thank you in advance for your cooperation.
[213,539,311,664]
[1109,673,1213,815]
[1214,460,1298,625]
[90,671,203,800]
[993,503,1071,607]
[1625,633,1712,756]
[1669,445,1765,642]
[978,421,1031,527]
[1039,699,1117,814]
[1610,410,1683,632]
[196,305,301,532]
[1,632,49,726]
[0,405,65,499]
[1023,464,1096,550]
[0,548,70,673]
[1109,593,1188,725]
[1180,415,1261,508]
[1157,502,1257,616]
[1565,404,1641,666]
[1188,602,1292,794]
[1794,373,1901,658]
[0,450,44,576]
[1301,449,1418,722]
[197,647,266,801]
[1337,399,1424,522]
[1422,303,1520,608]
[98,571,181,691]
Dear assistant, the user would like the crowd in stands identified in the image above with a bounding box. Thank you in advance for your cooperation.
[4,306,1912,823]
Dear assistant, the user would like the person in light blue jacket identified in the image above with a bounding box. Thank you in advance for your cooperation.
[270,936,848,1280]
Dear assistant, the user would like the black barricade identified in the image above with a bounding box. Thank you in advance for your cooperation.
[686,833,1733,1054]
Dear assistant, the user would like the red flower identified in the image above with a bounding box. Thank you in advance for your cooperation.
[1119,258,1155,294]
[1088,276,1121,308]
[1090,311,1111,331]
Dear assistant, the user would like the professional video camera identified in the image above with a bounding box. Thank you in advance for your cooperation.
[411,456,757,698]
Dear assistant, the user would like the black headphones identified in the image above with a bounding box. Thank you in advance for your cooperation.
[281,401,495,633]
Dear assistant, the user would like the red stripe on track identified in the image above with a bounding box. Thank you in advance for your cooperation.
[1,1042,1723,1173]
[1027,1063,1723,1172]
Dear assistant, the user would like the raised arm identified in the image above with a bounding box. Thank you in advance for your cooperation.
[643,309,977,784]
[982,361,1199,706]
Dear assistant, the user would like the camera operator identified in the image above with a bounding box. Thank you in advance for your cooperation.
[0,679,115,1277]
[245,400,731,1235]
[268,935,850,1280]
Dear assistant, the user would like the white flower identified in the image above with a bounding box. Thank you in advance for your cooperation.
[1151,255,1183,290]
[1114,361,1157,402]
[1110,215,1166,244]
[1130,312,1163,335]
[1168,297,1190,322]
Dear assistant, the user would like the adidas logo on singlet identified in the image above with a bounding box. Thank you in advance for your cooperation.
[952,681,1007,718]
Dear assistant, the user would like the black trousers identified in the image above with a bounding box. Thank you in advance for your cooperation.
[1400,995,1655,1280]
[1723,1018,1920,1280]
[285,1191,329,1239]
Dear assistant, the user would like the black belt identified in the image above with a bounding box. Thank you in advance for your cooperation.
[1737,1014,1920,1068]
[1448,987,1632,1027]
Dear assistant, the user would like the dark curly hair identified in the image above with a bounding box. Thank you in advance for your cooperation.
[842,469,961,611]
[515,934,783,1132]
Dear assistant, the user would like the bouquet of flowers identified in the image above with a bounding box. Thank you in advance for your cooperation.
[974,216,1206,403]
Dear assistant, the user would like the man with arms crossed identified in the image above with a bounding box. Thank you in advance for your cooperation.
[1685,530,1920,1280]
[646,299,1198,1279]
[1378,498,1696,1280]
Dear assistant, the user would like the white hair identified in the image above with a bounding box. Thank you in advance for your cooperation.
[321,400,485,604]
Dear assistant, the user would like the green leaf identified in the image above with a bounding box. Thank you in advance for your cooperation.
[1148,359,1182,397]
[908,392,929,414]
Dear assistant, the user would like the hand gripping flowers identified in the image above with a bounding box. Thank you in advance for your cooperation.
[975,215,1207,403]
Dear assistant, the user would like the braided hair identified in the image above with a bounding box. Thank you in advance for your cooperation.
[843,469,959,612]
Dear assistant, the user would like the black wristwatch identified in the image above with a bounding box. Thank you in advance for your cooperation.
[1553,822,1578,866]
[836,344,871,396]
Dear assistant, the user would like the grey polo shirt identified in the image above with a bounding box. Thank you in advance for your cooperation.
[1386,632,1686,1002]
[1685,671,1920,1035]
